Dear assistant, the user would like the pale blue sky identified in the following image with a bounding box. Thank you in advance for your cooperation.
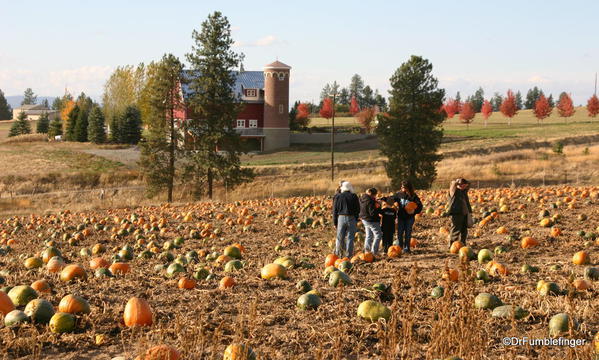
[1,0,598,105]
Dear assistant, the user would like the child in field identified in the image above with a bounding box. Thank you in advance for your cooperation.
[379,197,397,254]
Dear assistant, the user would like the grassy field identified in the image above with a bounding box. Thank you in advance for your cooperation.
[0,119,38,138]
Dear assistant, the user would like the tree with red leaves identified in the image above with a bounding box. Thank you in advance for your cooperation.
[349,96,360,115]
[319,97,334,119]
[500,90,518,125]
[533,94,552,124]
[443,98,459,119]
[356,107,376,134]
[295,103,311,128]
[481,100,492,126]
[556,92,575,122]
[587,94,599,118]
[459,102,475,128]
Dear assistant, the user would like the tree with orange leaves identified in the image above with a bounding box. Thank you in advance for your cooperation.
[481,100,492,126]
[533,94,552,124]
[319,97,334,119]
[556,92,575,122]
[500,90,518,125]
[356,107,376,133]
[349,96,359,115]
[586,94,599,118]
[459,102,475,128]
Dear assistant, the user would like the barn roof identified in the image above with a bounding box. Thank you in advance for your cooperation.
[181,70,264,99]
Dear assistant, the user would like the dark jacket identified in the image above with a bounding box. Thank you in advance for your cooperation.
[447,187,472,215]
[333,191,360,226]
[359,194,381,222]
[380,206,397,230]
[394,191,423,219]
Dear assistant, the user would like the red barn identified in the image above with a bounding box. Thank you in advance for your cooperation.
[176,60,291,152]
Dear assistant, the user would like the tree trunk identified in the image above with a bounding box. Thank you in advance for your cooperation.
[167,106,175,203]
[207,168,213,199]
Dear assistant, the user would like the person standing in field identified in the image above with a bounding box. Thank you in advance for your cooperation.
[394,181,422,253]
[447,178,472,247]
[359,187,383,255]
[332,181,360,258]
[379,197,397,254]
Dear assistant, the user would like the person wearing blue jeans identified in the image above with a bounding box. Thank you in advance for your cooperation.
[333,181,360,258]
[359,187,383,255]
[394,181,423,253]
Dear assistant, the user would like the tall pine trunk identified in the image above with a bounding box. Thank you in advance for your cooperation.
[168,105,175,202]
[207,168,213,199]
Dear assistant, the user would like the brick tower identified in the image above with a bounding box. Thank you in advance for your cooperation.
[263,60,291,151]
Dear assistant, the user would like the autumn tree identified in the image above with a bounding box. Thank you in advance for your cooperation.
[556,92,575,122]
[349,96,359,115]
[319,97,334,119]
[459,102,475,128]
[587,94,599,118]
[356,107,376,133]
[293,103,310,129]
[102,64,146,125]
[533,94,552,124]
[376,55,445,189]
[60,99,75,134]
[481,100,492,126]
[500,90,518,125]
[443,98,459,119]
[9,112,32,137]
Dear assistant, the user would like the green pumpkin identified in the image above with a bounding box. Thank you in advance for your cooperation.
[492,305,528,320]
[4,310,29,327]
[8,285,38,306]
[224,260,243,272]
[49,312,76,333]
[477,249,493,264]
[160,251,175,263]
[476,270,490,282]
[193,267,210,280]
[166,263,185,278]
[297,293,322,310]
[430,286,444,299]
[357,300,391,322]
[521,264,539,274]
[138,250,153,259]
[224,246,242,260]
[296,280,312,293]
[24,299,55,324]
[474,293,502,310]
[118,249,133,261]
[584,267,599,280]
[174,255,188,266]
[274,256,295,269]
[95,268,114,278]
[173,236,185,247]
[493,246,507,254]
[328,270,352,287]
[549,313,577,337]
[539,282,561,296]
[372,283,388,292]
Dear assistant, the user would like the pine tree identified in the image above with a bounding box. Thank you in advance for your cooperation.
[376,55,445,189]
[87,106,106,144]
[48,117,63,138]
[374,89,387,112]
[74,104,89,142]
[183,11,254,199]
[547,94,555,108]
[491,92,503,111]
[36,112,50,133]
[21,88,37,105]
[349,74,364,107]
[9,111,32,137]
[470,87,485,112]
[120,105,142,144]
[0,89,12,120]
[41,99,49,108]
[65,105,80,141]
[51,97,62,111]
[338,88,350,105]
[362,85,374,107]
[320,83,332,101]
[515,91,523,110]
[139,54,184,201]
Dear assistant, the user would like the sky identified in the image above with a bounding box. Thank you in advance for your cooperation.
[1,0,598,105]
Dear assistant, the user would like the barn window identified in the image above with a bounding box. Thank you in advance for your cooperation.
[278,73,285,81]
[245,89,257,97]
[236,119,246,128]
[249,119,258,128]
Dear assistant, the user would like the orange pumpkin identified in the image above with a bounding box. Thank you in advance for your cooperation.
[489,261,509,276]
[449,241,464,254]
[387,245,402,258]
[442,268,459,282]
[58,294,91,314]
[46,257,65,273]
[572,278,591,291]
[215,255,232,265]
[550,227,562,237]
[124,297,153,327]
[496,226,509,234]
[0,291,15,315]
[177,277,196,290]
[109,262,131,275]
[334,257,350,267]
[325,254,338,267]
[143,345,180,360]
[31,279,51,293]
[219,276,236,289]
[521,237,539,249]
[360,252,374,263]
[89,257,109,270]
[404,201,418,214]
[410,238,419,248]
[60,264,87,282]
[572,251,590,265]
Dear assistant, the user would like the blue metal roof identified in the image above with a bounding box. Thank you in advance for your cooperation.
[181,70,263,99]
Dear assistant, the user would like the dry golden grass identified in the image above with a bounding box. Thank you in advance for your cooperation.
[1,133,48,144]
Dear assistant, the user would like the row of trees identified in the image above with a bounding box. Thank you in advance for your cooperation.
[320,75,387,112]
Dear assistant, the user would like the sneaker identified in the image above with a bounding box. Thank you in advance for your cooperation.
[403,248,411,254]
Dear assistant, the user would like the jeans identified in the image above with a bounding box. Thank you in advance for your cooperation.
[335,216,357,258]
[362,220,383,254]
[398,217,415,250]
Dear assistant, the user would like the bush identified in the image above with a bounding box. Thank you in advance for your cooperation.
[552,141,564,155]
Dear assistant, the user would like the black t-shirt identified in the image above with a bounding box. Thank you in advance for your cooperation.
[380,207,397,228]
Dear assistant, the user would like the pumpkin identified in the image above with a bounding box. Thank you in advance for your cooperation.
[572,251,590,265]
[177,277,196,290]
[549,313,577,337]
[404,201,418,214]
[449,241,463,254]
[360,252,375,263]
[430,286,444,299]
[60,264,86,282]
[296,280,312,293]
[0,291,15,315]
[49,312,76,333]
[219,276,236,289]
[325,254,338,267]
[46,257,66,273]
[223,343,257,360]
[521,237,539,249]
[24,298,55,324]
[442,269,459,282]
[297,293,322,310]
[328,270,352,287]
[90,257,109,270]
[477,249,493,264]
[410,238,419,248]
[538,281,561,296]
[224,260,243,272]
[495,226,508,234]
[110,262,131,275]
[124,297,153,327]
[4,310,29,327]
[223,246,242,259]
[24,257,43,269]
[31,279,51,293]
[488,261,509,276]
[58,294,91,314]
[474,293,502,310]
[572,278,590,290]
[584,266,599,280]
[458,246,475,262]
[8,285,38,306]
[215,255,232,265]
[550,227,562,237]
[387,245,402,258]
[143,345,181,360]
[260,263,287,280]
[42,247,62,263]
[539,218,553,227]
[357,300,391,322]
[492,305,528,320]
[275,256,296,269]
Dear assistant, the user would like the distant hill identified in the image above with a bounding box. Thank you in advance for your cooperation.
[6,96,58,109]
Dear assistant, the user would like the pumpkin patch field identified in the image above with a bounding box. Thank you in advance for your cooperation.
[0,186,598,359]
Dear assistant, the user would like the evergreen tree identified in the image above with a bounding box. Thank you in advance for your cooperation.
[491,92,503,111]
[9,111,32,137]
[65,104,80,141]
[515,91,523,110]
[74,104,89,142]
[48,117,63,137]
[51,97,62,110]
[21,88,37,105]
[139,54,184,201]
[376,55,445,189]
[349,74,364,106]
[362,85,375,107]
[120,105,142,144]
[289,100,299,130]
[338,88,350,105]
[524,86,542,109]
[547,94,555,108]
[319,83,332,101]
[109,115,122,143]
[41,99,49,108]
[0,89,12,119]
[184,11,254,199]
[374,89,388,112]
[471,87,484,112]
[87,106,106,144]
[36,112,50,133]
